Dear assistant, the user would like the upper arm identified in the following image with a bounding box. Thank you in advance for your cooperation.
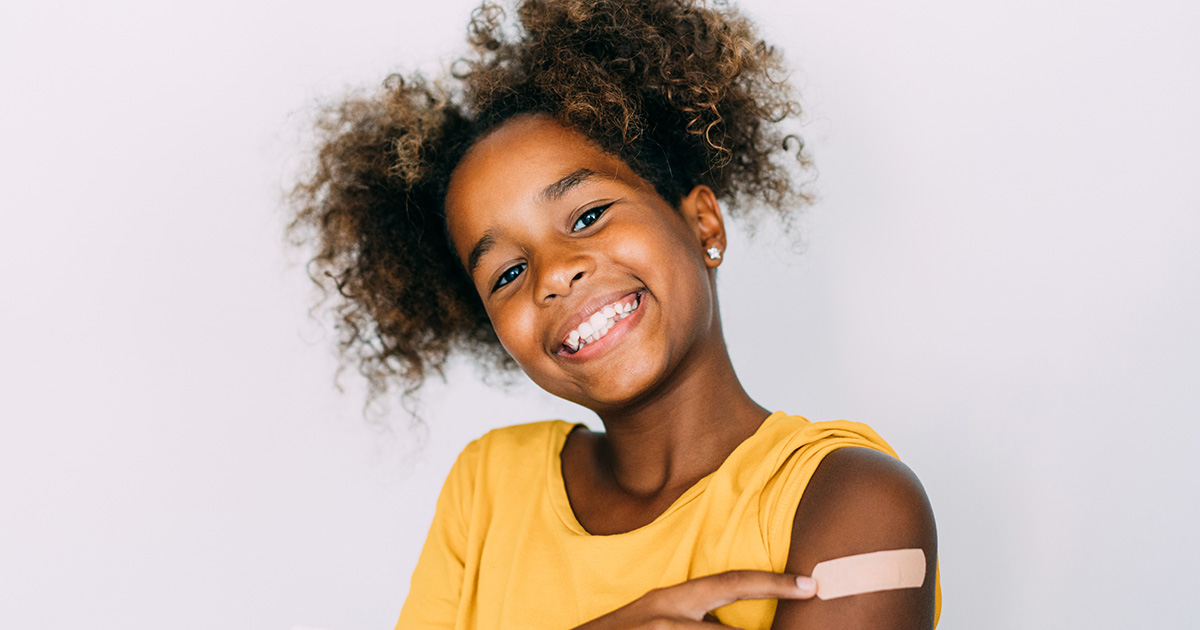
[770,447,938,630]
[395,441,479,630]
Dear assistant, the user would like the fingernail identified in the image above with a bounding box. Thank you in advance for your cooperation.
[796,576,815,594]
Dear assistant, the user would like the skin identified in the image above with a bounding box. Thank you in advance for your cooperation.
[444,114,937,629]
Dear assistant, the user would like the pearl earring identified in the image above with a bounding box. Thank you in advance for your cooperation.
[706,246,722,260]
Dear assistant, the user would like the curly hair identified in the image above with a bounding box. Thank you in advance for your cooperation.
[286,0,811,416]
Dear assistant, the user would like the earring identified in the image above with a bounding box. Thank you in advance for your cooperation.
[706,246,722,260]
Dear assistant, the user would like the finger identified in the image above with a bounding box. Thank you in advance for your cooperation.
[701,612,741,628]
[671,570,816,616]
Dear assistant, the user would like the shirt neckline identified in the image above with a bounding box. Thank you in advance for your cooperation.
[545,410,788,537]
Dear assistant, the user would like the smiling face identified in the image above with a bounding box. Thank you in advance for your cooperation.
[444,114,728,411]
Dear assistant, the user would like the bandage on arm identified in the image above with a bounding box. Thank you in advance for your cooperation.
[811,548,926,600]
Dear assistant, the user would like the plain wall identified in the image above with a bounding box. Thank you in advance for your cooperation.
[1,0,1197,628]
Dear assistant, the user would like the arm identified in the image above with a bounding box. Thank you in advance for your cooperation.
[395,442,478,630]
[771,447,939,630]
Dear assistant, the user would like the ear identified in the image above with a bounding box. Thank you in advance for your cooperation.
[678,185,726,268]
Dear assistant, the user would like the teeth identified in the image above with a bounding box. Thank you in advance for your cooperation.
[564,294,642,352]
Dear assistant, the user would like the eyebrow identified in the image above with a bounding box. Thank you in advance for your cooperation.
[466,230,497,277]
[541,168,597,201]
[466,168,606,277]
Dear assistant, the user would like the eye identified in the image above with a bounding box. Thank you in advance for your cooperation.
[572,202,614,232]
[492,262,526,292]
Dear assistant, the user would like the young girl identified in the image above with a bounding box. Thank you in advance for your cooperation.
[288,1,941,628]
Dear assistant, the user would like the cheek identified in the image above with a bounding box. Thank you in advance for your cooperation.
[486,301,544,365]
[625,215,715,326]
[613,216,708,290]
[608,211,696,266]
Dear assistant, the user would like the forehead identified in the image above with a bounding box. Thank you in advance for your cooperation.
[443,116,635,248]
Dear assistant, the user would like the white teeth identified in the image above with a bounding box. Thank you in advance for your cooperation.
[564,294,642,352]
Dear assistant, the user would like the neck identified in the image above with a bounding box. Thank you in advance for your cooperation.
[590,331,772,498]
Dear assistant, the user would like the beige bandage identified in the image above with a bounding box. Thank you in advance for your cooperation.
[811,548,926,600]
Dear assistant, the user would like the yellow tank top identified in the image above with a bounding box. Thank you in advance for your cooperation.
[397,411,942,629]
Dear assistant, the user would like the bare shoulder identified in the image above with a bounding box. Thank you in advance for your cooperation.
[796,447,935,547]
[771,447,938,629]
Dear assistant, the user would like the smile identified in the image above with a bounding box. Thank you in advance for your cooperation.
[562,293,642,353]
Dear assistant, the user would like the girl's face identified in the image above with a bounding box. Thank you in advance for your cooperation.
[444,114,726,411]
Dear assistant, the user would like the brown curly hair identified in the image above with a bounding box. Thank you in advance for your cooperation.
[286,0,812,416]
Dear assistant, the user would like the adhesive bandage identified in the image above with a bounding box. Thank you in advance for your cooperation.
[811,548,926,600]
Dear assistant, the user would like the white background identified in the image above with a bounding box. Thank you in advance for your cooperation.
[2,0,1197,628]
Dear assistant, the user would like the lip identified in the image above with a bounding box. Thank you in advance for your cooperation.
[550,289,645,358]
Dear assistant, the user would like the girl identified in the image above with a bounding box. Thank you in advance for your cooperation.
[287,0,941,628]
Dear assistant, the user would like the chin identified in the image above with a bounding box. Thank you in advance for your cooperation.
[553,362,670,412]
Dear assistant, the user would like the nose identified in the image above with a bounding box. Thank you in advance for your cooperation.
[534,249,591,304]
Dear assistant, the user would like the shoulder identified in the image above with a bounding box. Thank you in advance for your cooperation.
[753,413,925,523]
[794,447,935,556]
[435,420,576,511]
[469,419,578,454]
[757,414,902,466]
[447,419,578,483]
[748,415,905,541]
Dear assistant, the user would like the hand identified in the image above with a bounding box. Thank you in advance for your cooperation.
[573,570,816,629]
